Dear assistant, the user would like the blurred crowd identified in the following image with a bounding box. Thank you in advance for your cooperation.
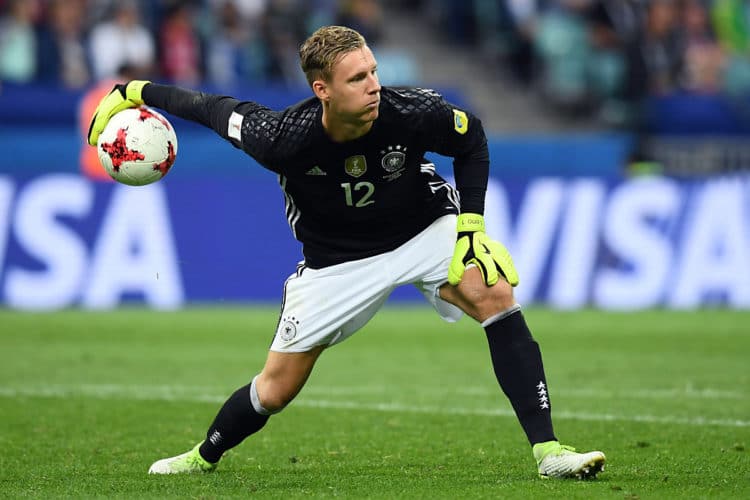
[4,0,750,134]
[0,0,384,89]
[420,0,750,128]
[5,0,747,107]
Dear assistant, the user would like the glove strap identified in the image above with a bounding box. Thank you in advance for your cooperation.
[456,213,485,233]
[125,80,151,104]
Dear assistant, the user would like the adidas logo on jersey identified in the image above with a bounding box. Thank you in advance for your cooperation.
[306,166,327,176]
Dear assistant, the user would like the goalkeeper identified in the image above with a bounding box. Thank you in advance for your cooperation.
[88,26,605,479]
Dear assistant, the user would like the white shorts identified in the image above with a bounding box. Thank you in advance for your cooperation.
[270,214,463,352]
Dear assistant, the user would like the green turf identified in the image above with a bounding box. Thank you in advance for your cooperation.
[0,307,748,498]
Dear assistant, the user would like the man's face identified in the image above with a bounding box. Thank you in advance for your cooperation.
[324,46,381,124]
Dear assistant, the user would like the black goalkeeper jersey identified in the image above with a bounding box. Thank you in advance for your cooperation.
[143,85,491,268]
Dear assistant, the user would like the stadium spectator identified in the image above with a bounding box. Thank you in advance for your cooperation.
[710,0,750,54]
[208,0,268,21]
[620,0,684,170]
[711,0,750,96]
[680,0,725,93]
[303,0,338,35]
[336,0,383,46]
[0,0,39,83]
[586,4,626,85]
[485,0,539,85]
[159,2,203,85]
[88,0,156,80]
[533,0,600,114]
[430,0,478,44]
[203,0,268,87]
[262,0,309,84]
[35,0,91,88]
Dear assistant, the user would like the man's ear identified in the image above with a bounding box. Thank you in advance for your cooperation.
[312,80,329,102]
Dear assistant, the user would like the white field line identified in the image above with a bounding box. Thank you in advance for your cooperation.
[0,383,745,400]
[306,385,749,401]
[0,384,748,428]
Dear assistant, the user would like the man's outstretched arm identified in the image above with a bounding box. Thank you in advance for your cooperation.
[88,81,240,146]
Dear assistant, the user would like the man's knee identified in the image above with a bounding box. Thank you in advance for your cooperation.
[253,346,324,414]
[442,267,517,322]
[471,280,516,321]
[258,389,290,414]
[252,374,296,414]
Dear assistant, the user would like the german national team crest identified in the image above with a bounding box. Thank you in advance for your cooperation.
[381,145,406,172]
[380,145,407,181]
[344,155,367,178]
[279,316,299,342]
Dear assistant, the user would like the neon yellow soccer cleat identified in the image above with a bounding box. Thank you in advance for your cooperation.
[148,442,217,474]
[533,441,606,479]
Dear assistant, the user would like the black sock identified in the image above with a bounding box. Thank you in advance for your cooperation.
[484,310,556,445]
[198,384,270,463]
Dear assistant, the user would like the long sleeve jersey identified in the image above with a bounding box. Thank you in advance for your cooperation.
[143,84,490,268]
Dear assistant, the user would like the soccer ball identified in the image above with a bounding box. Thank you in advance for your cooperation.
[97,106,178,186]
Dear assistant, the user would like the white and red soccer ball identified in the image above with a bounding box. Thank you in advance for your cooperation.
[97,106,178,186]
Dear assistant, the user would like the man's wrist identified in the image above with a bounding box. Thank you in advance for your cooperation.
[125,80,150,105]
[456,213,485,233]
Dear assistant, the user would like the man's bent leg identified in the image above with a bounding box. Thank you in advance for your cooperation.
[441,269,555,444]
[253,346,326,412]
[439,268,605,479]
[149,346,325,474]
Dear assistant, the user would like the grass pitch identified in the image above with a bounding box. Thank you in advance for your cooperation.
[0,307,748,498]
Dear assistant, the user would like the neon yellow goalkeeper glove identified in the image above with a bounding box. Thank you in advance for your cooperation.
[87,80,151,146]
[448,213,519,287]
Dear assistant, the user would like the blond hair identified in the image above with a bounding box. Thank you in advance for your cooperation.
[299,26,366,87]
